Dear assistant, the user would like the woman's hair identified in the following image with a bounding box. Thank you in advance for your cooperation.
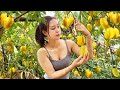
[35,16,56,47]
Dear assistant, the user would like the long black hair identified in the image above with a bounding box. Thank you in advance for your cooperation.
[35,16,56,47]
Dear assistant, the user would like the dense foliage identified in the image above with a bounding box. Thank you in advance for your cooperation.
[0,11,120,79]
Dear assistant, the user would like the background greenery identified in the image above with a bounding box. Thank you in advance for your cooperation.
[0,11,120,79]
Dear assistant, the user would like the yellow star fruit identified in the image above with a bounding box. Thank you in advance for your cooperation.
[96,66,101,73]
[92,41,97,49]
[0,13,14,29]
[114,27,119,38]
[0,13,7,26]
[77,35,86,46]
[112,68,119,77]
[85,69,93,79]
[87,23,92,32]
[20,46,28,55]
[80,45,88,56]
[8,67,16,74]
[73,70,80,77]
[88,16,92,22]
[100,17,109,29]
[104,27,115,40]
[63,16,74,28]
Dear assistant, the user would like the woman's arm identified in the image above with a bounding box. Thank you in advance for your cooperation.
[85,34,93,59]
[71,19,93,59]
[37,48,89,79]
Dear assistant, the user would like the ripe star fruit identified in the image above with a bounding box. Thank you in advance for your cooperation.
[63,16,74,28]
[112,68,119,77]
[77,35,86,46]
[0,13,14,29]
[80,45,88,56]
[85,69,93,79]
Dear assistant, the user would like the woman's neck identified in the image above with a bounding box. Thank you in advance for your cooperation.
[46,39,61,49]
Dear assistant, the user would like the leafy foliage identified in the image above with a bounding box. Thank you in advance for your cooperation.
[0,11,120,79]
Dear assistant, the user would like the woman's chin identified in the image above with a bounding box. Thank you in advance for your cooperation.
[56,37,61,40]
[55,35,61,39]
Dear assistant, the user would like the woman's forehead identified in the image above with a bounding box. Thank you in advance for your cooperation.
[49,19,59,26]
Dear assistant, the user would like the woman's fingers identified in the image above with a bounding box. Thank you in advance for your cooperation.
[75,22,80,26]
[82,54,87,61]
[75,53,90,66]
[78,55,86,64]
[74,22,83,31]
[78,54,89,65]
[77,55,83,61]
[86,53,90,61]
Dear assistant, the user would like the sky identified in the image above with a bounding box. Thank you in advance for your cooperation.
[45,11,55,16]
[45,11,80,16]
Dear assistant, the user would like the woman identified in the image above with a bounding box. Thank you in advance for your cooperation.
[35,16,93,79]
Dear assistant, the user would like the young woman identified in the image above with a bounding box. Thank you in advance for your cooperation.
[35,16,93,79]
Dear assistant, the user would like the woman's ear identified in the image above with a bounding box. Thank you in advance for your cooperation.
[42,30,47,36]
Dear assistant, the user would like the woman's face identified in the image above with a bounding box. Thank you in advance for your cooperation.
[46,18,61,40]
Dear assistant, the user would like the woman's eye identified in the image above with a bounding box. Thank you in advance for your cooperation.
[51,28,55,30]
[57,25,60,28]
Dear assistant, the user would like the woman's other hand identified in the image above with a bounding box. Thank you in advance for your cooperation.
[72,53,90,68]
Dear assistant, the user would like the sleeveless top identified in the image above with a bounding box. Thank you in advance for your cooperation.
[44,40,71,79]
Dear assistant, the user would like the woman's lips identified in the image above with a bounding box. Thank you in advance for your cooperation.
[56,34,60,36]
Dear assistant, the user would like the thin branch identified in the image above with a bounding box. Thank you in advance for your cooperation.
[1,44,6,62]
[14,11,30,22]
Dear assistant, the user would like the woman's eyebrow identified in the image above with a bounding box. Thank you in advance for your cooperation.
[50,24,59,27]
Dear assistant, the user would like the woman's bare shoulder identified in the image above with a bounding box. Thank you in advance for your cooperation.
[37,47,50,63]
[37,47,47,56]
[61,39,74,43]
[65,39,75,45]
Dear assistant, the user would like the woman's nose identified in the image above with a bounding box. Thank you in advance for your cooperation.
[56,28,59,33]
